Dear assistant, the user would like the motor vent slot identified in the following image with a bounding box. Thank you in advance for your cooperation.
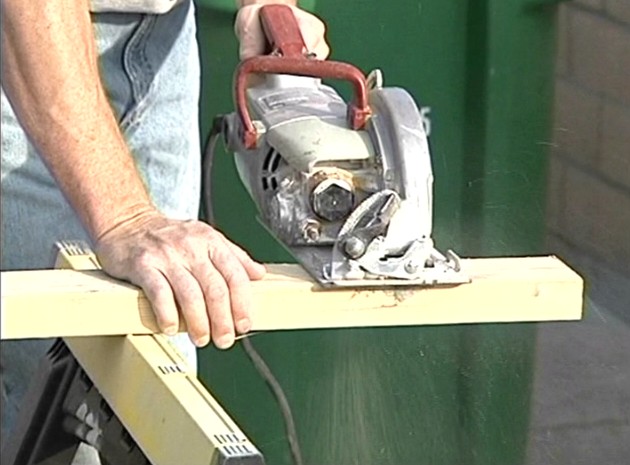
[261,147,284,191]
[157,364,184,375]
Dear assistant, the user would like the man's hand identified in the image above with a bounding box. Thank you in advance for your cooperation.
[95,212,266,349]
[2,0,266,350]
[235,0,330,60]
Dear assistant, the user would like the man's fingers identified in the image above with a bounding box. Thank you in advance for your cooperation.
[197,261,235,349]
[133,268,180,335]
[163,265,211,348]
[235,5,329,60]
[208,245,253,340]
[235,5,266,59]
[224,240,266,280]
[202,261,235,349]
[295,11,329,59]
[308,37,330,60]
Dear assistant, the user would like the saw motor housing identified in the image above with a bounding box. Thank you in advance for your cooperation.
[230,74,434,244]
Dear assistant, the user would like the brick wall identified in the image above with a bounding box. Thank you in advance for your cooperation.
[547,0,630,274]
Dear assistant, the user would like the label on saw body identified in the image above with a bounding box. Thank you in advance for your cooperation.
[260,89,343,112]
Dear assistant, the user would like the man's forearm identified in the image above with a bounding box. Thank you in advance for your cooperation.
[1,0,155,241]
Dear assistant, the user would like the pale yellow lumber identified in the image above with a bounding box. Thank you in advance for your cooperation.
[64,334,262,464]
[0,256,583,340]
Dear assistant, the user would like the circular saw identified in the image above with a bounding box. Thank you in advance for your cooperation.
[218,4,468,288]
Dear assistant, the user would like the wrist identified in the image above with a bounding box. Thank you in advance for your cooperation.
[94,202,161,243]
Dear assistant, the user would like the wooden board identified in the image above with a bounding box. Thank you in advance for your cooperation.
[0,256,583,340]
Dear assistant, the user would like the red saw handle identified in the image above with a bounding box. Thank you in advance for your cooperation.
[259,3,307,58]
[235,4,371,149]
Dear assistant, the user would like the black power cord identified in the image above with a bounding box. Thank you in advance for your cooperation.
[200,115,226,226]
[201,124,304,465]
[241,338,304,465]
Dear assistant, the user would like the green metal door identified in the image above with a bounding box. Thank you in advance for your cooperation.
[196,1,560,463]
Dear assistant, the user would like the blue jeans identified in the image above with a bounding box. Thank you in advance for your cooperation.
[1,0,200,459]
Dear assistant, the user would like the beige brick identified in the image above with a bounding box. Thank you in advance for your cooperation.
[562,165,630,267]
[571,8,630,106]
[600,101,630,188]
[556,5,571,76]
[606,0,630,24]
[576,0,605,9]
[552,79,603,167]
[546,155,568,233]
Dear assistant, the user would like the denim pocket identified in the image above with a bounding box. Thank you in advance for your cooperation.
[120,14,159,131]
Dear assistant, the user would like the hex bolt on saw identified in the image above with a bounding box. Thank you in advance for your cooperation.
[208,4,468,288]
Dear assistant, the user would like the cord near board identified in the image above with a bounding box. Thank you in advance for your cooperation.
[202,125,305,465]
